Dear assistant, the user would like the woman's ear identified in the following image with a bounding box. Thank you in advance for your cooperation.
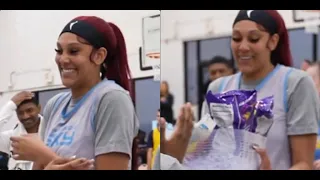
[92,47,107,65]
[267,33,279,51]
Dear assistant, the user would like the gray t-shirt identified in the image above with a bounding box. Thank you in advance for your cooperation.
[158,65,319,170]
[40,81,139,170]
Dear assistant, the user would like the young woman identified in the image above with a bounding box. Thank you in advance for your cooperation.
[160,81,174,124]
[159,10,319,170]
[10,16,139,170]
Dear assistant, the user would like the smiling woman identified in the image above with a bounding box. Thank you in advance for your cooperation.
[9,16,139,170]
[159,10,320,170]
[211,10,319,170]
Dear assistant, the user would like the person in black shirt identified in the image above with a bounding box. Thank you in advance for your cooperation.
[160,81,174,124]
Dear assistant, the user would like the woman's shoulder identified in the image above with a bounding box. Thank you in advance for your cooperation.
[286,66,310,79]
[97,80,130,99]
[97,89,134,114]
[100,89,132,103]
[285,66,314,90]
[43,92,70,118]
[45,92,69,109]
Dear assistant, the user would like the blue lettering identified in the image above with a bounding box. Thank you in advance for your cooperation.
[50,133,64,147]
[46,125,75,147]
[60,131,75,146]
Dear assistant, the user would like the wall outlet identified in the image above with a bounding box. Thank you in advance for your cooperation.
[45,72,54,84]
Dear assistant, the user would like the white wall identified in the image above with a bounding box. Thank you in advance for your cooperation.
[161,10,310,120]
[0,10,159,129]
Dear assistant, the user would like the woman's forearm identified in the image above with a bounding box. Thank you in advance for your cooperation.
[147,149,153,169]
[36,148,60,168]
[289,162,311,170]
[32,151,58,170]
[32,162,44,170]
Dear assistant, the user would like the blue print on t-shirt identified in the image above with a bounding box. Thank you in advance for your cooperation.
[47,125,75,147]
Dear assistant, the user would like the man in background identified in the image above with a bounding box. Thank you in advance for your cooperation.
[146,109,161,170]
[203,56,235,94]
[0,91,43,170]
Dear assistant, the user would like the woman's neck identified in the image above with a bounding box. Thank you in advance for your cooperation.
[71,77,101,99]
[242,63,275,83]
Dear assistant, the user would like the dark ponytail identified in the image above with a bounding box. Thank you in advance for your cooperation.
[107,23,137,170]
[106,23,132,95]
[265,10,293,67]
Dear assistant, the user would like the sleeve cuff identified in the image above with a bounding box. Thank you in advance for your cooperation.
[7,100,17,110]
[95,140,132,159]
